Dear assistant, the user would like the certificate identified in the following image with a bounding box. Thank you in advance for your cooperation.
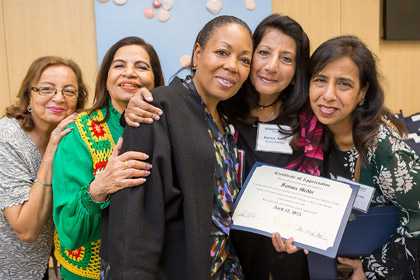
[231,162,359,258]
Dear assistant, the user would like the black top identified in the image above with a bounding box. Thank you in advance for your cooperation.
[325,142,358,181]
[231,116,310,280]
[232,116,295,180]
[101,77,216,280]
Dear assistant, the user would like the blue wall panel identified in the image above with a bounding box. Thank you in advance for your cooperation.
[95,0,271,83]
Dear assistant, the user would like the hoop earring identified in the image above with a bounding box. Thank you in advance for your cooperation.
[192,66,197,72]
[27,106,32,113]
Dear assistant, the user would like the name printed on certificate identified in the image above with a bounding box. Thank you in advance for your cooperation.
[232,164,357,252]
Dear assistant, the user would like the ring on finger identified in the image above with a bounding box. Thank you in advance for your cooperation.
[54,128,62,135]
[124,160,129,170]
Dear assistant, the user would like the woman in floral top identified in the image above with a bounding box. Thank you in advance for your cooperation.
[309,35,420,279]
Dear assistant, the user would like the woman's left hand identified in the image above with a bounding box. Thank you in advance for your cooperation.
[271,232,308,254]
[337,257,367,280]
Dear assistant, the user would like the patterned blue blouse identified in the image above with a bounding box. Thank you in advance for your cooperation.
[182,77,243,279]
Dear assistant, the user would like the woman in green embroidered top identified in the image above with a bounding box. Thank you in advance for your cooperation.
[52,36,164,280]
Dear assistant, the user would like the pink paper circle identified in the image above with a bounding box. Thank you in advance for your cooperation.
[144,7,155,19]
[157,9,170,22]
[153,0,162,9]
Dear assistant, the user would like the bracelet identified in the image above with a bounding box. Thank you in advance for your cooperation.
[88,183,111,203]
[34,178,52,187]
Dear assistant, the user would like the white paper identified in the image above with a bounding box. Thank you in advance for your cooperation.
[255,124,293,154]
[337,176,374,213]
[411,114,420,122]
[232,165,353,251]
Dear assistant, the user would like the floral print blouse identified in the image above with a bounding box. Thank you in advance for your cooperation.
[327,121,420,279]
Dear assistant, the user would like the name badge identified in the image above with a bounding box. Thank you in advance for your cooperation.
[255,123,293,154]
[337,176,375,213]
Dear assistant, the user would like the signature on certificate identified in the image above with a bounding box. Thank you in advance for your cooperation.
[236,210,259,218]
[294,226,327,241]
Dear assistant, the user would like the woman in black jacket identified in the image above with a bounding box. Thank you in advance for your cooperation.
[101,15,253,280]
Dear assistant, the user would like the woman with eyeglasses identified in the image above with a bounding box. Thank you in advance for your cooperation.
[51,36,164,280]
[0,56,88,280]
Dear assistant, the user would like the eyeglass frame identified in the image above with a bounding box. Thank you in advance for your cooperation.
[31,86,79,99]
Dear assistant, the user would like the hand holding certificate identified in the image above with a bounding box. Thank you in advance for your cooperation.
[232,162,359,258]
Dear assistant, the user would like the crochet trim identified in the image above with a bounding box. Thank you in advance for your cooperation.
[54,109,115,279]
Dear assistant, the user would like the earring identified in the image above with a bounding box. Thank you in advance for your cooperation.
[27,106,32,113]
[192,66,197,72]
[358,99,365,106]
[291,80,295,86]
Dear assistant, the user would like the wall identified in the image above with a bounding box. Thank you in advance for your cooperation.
[0,0,97,114]
[273,0,420,115]
[94,0,271,82]
[0,0,419,115]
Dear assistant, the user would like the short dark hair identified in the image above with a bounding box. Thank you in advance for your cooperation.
[189,15,252,73]
[5,56,88,131]
[225,14,310,134]
[309,35,407,165]
[90,36,164,121]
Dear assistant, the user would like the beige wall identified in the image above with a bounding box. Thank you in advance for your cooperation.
[1,0,419,115]
[0,0,97,115]
[273,0,420,115]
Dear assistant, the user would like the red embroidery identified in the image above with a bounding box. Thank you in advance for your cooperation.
[94,160,108,176]
[67,248,82,259]
[90,122,105,137]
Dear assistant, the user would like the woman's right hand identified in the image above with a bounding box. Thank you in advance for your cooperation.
[88,137,152,202]
[271,232,308,254]
[43,112,78,162]
[125,87,163,127]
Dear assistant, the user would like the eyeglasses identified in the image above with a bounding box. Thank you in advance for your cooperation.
[31,86,79,99]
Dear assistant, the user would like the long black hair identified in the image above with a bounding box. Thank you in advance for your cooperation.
[309,35,407,165]
[223,14,310,135]
[90,36,164,122]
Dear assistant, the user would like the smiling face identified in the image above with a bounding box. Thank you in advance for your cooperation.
[250,28,297,103]
[29,65,78,130]
[309,56,367,132]
[192,23,253,109]
[106,44,155,113]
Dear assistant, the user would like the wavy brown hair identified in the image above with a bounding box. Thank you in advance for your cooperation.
[89,36,164,122]
[309,35,407,165]
[4,56,88,131]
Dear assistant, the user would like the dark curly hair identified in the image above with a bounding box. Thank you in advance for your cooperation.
[223,14,310,136]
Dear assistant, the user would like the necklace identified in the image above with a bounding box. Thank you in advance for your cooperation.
[252,107,276,126]
[257,99,278,110]
[261,109,276,123]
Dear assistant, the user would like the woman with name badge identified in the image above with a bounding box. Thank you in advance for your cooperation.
[308,35,420,280]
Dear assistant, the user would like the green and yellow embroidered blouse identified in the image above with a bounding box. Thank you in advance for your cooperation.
[52,103,123,280]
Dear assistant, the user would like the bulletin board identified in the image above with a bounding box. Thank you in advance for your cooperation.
[94,0,272,83]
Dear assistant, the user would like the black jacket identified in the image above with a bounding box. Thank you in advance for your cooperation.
[101,77,216,280]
